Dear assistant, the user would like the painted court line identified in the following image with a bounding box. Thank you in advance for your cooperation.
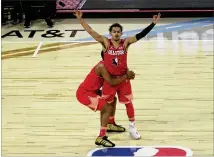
[33,42,43,57]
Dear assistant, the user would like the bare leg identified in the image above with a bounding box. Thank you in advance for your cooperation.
[95,103,115,147]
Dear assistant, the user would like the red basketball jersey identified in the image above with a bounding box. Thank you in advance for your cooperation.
[79,61,104,91]
[104,39,128,76]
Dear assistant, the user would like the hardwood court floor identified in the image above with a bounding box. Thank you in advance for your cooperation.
[1,40,213,156]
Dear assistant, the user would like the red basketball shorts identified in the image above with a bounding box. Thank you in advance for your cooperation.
[102,79,133,104]
[76,87,106,112]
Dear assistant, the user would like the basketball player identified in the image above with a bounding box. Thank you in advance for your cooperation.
[74,10,161,140]
[76,51,135,147]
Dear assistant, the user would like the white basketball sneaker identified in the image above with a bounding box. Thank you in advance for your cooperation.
[129,122,141,140]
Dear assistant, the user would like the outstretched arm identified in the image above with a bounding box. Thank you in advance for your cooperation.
[125,13,161,45]
[74,10,108,46]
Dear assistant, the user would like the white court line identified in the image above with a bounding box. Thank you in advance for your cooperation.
[32,42,43,57]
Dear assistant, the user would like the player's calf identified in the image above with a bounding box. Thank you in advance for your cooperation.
[96,103,116,147]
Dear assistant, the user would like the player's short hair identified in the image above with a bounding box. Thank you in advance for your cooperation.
[101,50,104,60]
[109,23,123,32]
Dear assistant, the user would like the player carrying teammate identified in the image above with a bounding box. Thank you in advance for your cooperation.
[74,10,161,140]
[76,51,135,147]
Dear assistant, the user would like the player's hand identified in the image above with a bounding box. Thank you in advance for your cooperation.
[153,13,161,24]
[126,70,135,80]
[73,10,83,19]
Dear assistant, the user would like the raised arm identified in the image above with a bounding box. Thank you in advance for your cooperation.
[96,64,135,86]
[125,13,161,46]
[74,10,108,46]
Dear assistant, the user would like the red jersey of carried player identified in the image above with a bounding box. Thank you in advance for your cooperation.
[79,61,104,92]
[103,39,128,76]
[76,61,105,111]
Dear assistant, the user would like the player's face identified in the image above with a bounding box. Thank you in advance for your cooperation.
[110,27,122,41]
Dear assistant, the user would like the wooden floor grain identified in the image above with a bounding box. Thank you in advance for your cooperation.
[1,40,213,156]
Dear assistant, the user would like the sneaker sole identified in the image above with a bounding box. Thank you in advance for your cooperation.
[95,142,115,147]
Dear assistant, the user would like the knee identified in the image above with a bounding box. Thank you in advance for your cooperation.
[102,103,113,113]
[110,97,117,107]
[109,102,114,109]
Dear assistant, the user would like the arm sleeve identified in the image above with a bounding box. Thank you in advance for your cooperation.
[136,22,156,41]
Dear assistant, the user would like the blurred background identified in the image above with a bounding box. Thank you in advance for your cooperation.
[2,0,214,27]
